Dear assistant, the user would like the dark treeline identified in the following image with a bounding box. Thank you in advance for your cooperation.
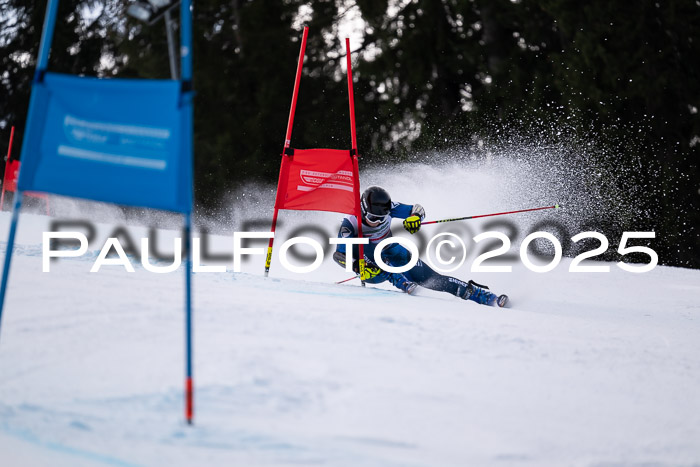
[1,0,698,267]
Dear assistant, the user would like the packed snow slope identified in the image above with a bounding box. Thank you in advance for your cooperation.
[0,157,699,467]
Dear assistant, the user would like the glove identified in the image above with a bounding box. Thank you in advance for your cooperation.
[403,204,425,234]
[403,215,422,234]
[360,263,382,281]
[334,252,382,280]
[353,258,382,280]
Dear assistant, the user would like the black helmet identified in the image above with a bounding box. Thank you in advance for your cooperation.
[361,186,391,222]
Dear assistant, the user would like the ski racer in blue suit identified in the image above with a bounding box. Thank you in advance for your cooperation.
[333,186,508,307]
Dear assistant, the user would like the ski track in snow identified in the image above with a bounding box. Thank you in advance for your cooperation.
[0,205,699,467]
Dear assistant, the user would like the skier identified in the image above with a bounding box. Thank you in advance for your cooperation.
[333,186,508,307]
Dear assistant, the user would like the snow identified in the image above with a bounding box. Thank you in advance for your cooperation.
[0,202,699,466]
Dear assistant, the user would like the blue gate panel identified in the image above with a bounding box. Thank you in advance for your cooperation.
[18,73,192,213]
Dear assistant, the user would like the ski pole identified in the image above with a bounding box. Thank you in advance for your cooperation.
[422,204,561,225]
[336,275,359,284]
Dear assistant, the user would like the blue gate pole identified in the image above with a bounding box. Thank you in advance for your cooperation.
[0,0,59,342]
[35,0,60,73]
[184,212,193,424]
[180,0,193,83]
[181,0,194,425]
[0,193,24,341]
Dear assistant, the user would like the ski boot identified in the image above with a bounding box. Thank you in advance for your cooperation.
[402,280,418,295]
[398,281,418,295]
[463,280,508,307]
[495,294,509,308]
[389,273,418,295]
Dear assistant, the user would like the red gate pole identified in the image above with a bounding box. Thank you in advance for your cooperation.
[346,39,358,152]
[1,126,15,210]
[284,26,308,151]
[345,38,365,286]
[266,27,309,277]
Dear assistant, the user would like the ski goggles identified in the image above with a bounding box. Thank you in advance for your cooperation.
[365,212,389,223]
